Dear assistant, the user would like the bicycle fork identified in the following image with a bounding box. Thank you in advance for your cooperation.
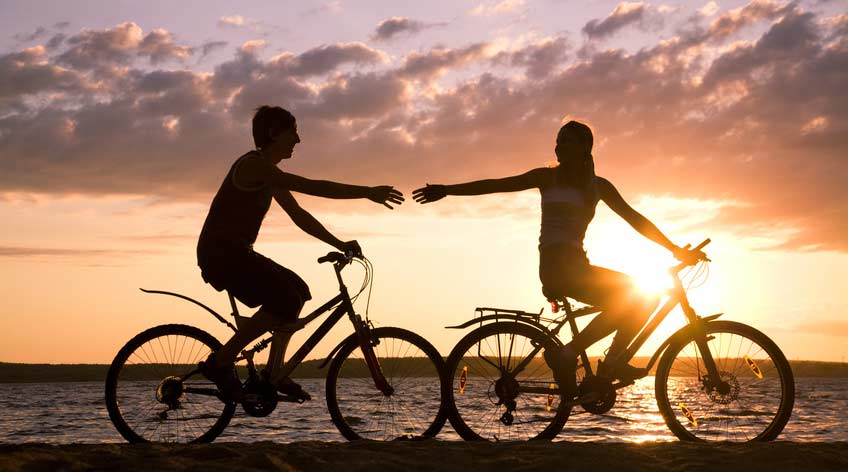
[355,316,394,396]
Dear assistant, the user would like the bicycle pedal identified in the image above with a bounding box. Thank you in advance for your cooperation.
[277,393,308,404]
[611,380,635,390]
[564,392,599,407]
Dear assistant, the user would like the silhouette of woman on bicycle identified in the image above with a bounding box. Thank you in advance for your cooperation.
[197,106,403,399]
[413,120,703,395]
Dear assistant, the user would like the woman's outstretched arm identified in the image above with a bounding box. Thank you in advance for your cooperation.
[597,177,697,260]
[413,168,549,203]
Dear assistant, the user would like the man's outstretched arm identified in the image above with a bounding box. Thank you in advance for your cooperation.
[239,156,403,208]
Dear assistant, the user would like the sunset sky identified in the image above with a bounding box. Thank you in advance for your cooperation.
[1,0,846,364]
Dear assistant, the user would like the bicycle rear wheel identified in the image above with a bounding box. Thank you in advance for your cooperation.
[326,327,447,440]
[444,322,570,441]
[105,324,236,443]
[655,320,794,442]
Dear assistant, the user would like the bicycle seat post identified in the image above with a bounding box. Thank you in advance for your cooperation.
[227,291,250,330]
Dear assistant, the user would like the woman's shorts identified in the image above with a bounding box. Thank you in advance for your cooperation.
[198,248,312,322]
[539,244,641,311]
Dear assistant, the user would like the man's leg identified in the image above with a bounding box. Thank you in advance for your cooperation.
[213,308,279,366]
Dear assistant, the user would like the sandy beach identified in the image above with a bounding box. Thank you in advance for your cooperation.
[1,441,846,472]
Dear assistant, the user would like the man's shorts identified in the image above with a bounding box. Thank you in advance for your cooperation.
[199,248,312,322]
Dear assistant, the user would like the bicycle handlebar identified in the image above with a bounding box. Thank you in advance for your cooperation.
[317,251,361,265]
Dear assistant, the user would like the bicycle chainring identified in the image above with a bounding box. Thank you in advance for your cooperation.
[241,377,279,417]
[578,375,617,415]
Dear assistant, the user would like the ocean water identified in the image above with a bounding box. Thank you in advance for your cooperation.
[0,377,844,444]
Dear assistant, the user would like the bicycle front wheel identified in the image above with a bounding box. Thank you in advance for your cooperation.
[326,327,447,440]
[105,324,236,443]
[655,320,794,442]
[445,323,570,441]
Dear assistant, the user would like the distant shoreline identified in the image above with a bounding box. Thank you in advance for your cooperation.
[1,359,847,383]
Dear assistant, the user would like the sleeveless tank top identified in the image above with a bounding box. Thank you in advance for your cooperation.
[539,173,599,251]
[197,151,273,264]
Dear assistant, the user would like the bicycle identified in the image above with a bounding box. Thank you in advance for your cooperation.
[442,239,795,442]
[105,252,447,443]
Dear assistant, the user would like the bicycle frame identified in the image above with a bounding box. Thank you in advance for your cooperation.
[448,240,722,391]
[141,254,392,395]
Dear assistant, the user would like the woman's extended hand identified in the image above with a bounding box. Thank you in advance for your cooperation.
[412,184,447,203]
[672,246,707,266]
[369,186,404,209]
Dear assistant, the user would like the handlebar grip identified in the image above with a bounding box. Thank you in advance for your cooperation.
[317,252,345,264]
[694,239,711,251]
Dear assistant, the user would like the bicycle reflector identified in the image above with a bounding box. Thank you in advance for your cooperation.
[679,402,698,426]
[459,366,468,394]
[547,383,555,411]
[744,355,764,379]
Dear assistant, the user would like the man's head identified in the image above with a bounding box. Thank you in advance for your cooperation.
[253,106,299,162]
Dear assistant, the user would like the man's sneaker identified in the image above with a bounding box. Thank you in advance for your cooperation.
[198,353,243,402]
[597,359,647,383]
[276,377,311,402]
[544,346,578,399]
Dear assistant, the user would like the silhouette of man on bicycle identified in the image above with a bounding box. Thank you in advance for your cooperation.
[197,106,403,400]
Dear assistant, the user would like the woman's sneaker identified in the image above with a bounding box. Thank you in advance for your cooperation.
[275,377,311,403]
[597,359,647,383]
[199,353,243,402]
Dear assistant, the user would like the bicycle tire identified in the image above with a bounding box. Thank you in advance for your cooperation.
[655,320,794,442]
[325,327,448,440]
[105,324,236,443]
[444,322,570,441]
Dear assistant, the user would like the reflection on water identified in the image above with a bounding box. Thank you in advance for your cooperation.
[0,377,845,443]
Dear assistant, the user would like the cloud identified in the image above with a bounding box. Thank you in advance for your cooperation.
[491,36,571,77]
[582,2,662,40]
[469,0,525,17]
[371,17,447,42]
[138,29,192,65]
[0,3,846,253]
[704,0,789,41]
[13,26,50,43]
[698,1,720,17]
[301,1,343,17]
[57,22,193,70]
[198,40,228,61]
[0,46,88,102]
[217,14,274,34]
[287,42,388,76]
[399,43,491,82]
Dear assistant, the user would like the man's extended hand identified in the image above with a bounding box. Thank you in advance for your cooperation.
[412,184,447,204]
[369,186,404,209]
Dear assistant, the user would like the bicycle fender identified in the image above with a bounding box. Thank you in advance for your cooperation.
[318,332,359,370]
[446,315,563,346]
[140,288,238,332]
[646,314,724,370]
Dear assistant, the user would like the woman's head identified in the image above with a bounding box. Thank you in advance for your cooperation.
[555,120,593,164]
[554,120,597,204]
[253,105,299,162]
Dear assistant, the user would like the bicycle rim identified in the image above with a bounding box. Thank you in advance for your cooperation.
[445,323,570,441]
[326,327,447,441]
[105,324,235,443]
[655,320,794,442]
